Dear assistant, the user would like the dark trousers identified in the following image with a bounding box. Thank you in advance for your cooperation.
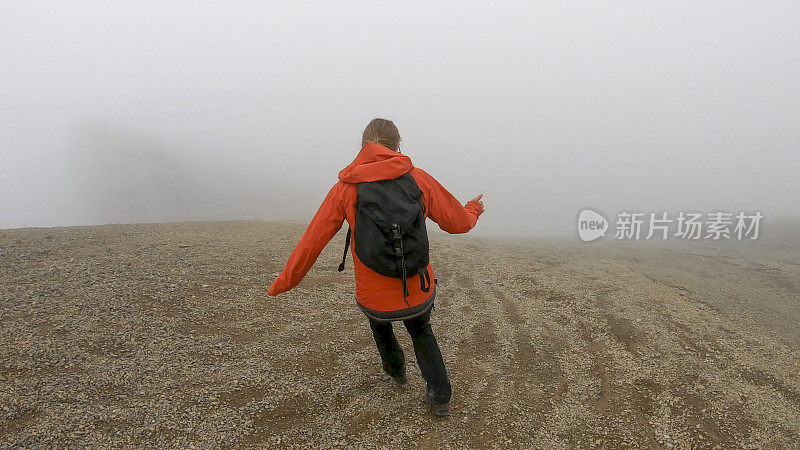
[368,310,452,405]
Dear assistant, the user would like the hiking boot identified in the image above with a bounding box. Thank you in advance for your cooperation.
[425,390,450,418]
[382,373,407,386]
[392,373,408,385]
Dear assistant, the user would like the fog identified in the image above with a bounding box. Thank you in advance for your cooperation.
[2,1,799,237]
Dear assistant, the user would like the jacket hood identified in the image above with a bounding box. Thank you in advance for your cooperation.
[338,142,413,183]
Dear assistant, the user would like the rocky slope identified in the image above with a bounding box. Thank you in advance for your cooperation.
[1,221,798,448]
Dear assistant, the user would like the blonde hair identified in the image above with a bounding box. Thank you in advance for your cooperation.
[361,118,401,151]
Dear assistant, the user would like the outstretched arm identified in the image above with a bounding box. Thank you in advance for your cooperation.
[420,170,485,234]
[268,183,345,296]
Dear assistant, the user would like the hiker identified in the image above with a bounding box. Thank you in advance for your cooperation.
[267,118,485,417]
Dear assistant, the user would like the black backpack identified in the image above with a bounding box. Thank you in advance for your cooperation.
[338,172,431,305]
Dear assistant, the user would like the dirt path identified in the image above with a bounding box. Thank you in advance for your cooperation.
[1,222,798,448]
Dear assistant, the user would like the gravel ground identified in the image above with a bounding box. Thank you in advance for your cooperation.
[1,221,798,448]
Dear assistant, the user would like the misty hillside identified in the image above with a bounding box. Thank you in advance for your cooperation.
[1,221,798,447]
[68,126,318,225]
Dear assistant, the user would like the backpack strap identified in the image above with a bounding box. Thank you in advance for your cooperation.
[419,267,431,293]
[391,224,411,305]
[337,228,351,272]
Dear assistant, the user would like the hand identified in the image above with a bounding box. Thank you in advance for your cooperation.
[267,276,281,296]
[470,193,485,213]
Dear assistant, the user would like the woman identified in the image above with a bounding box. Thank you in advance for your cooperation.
[268,118,485,417]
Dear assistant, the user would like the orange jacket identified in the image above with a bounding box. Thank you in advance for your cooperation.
[267,143,484,312]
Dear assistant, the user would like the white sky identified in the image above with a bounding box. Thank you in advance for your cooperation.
[1,1,798,236]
